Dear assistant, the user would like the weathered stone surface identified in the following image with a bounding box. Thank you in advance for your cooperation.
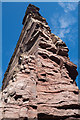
[0,4,80,120]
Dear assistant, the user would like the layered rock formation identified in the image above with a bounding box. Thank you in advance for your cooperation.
[0,4,80,120]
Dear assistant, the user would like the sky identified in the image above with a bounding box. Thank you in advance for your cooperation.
[1,2,79,89]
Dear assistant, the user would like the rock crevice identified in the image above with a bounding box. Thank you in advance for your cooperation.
[0,4,80,120]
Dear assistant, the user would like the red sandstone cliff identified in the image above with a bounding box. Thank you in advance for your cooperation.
[0,4,80,120]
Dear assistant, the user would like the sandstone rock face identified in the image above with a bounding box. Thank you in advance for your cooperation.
[0,4,80,120]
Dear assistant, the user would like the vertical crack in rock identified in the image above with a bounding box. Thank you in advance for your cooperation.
[0,4,80,120]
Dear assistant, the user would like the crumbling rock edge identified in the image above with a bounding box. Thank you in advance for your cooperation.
[0,4,80,120]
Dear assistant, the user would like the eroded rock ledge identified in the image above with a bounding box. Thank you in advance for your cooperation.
[0,4,80,120]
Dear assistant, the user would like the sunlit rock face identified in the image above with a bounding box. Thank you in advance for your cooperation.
[0,4,80,120]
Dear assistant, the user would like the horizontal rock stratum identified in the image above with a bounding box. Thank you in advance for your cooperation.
[0,4,80,120]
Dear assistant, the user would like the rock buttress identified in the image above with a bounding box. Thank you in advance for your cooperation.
[0,4,80,120]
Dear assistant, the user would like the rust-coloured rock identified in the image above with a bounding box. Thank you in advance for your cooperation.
[0,4,80,120]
